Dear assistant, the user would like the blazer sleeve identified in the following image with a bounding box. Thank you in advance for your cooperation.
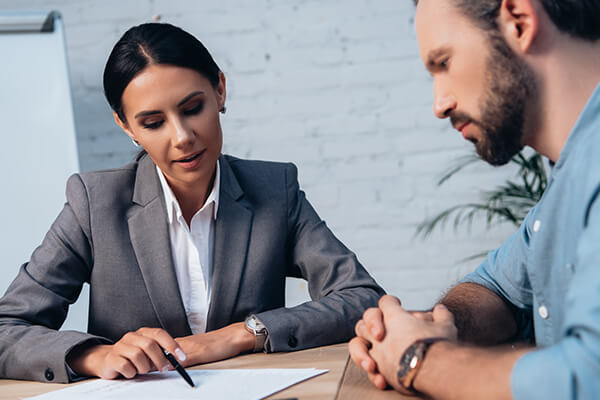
[0,174,112,383]
[255,163,385,352]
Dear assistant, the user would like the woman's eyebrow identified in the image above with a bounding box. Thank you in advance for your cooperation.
[134,110,161,119]
[134,91,206,119]
[178,91,205,107]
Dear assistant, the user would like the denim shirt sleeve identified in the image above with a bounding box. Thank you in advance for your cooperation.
[460,208,535,338]
[511,191,600,399]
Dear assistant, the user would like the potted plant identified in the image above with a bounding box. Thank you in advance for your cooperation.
[416,151,548,259]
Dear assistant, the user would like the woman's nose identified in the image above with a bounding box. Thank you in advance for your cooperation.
[171,119,195,148]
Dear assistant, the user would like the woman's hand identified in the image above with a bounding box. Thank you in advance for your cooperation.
[175,322,256,367]
[67,327,185,379]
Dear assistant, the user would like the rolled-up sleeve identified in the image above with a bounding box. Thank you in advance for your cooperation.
[460,208,536,337]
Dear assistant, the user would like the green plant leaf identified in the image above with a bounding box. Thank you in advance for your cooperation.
[416,151,548,260]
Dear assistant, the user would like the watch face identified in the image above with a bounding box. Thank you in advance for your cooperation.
[398,345,418,379]
[246,316,266,332]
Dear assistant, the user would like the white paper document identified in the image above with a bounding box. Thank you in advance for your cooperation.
[26,368,328,400]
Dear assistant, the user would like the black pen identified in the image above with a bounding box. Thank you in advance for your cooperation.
[162,349,195,388]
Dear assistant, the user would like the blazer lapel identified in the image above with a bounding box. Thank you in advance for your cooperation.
[207,155,254,330]
[127,154,192,337]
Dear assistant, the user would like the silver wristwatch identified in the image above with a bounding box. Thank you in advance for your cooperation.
[244,315,268,352]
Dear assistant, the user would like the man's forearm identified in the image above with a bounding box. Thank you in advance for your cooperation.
[413,341,531,400]
[441,283,518,345]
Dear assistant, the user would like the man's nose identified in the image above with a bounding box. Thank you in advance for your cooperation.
[433,83,457,119]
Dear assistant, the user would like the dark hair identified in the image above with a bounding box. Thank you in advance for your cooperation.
[103,23,221,122]
[414,0,600,41]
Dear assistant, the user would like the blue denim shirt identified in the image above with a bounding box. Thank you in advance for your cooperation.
[461,84,600,400]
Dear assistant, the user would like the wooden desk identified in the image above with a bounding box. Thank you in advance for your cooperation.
[0,343,413,400]
[336,359,415,400]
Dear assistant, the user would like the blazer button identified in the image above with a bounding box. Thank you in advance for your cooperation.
[288,335,298,348]
[44,368,54,381]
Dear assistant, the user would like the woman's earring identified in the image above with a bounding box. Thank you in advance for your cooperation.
[220,105,227,114]
[132,139,140,147]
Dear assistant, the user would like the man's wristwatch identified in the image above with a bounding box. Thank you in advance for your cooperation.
[397,337,446,393]
[244,315,268,352]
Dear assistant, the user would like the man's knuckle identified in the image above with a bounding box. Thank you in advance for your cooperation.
[355,321,364,336]
[363,309,377,321]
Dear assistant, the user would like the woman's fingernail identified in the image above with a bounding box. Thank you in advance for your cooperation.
[362,360,370,370]
[161,365,169,373]
[175,348,187,361]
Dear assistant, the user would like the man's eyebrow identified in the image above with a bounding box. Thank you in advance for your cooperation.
[426,47,451,70]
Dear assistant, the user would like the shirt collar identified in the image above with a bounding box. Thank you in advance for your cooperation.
[156,160,221,224]
[554,83,600,170]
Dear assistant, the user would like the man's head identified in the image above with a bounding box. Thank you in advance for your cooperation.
[417,1,600,41]
[414,0,600,166]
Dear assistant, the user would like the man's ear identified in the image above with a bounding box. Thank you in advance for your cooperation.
[498,0,540,53]
[113,112,137,142]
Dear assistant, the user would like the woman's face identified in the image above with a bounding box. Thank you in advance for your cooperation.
[117,64,225,193]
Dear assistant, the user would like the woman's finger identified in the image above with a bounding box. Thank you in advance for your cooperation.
[137,327,187,362]
[114,341,154,375]
[104,352,138,379]
[131,335,171,373]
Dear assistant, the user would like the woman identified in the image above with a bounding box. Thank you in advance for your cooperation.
[0,22,384,383]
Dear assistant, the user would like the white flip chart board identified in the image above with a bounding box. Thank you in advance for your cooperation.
[0,10,88,331]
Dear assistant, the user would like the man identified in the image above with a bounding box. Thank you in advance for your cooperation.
[349,0,600,399]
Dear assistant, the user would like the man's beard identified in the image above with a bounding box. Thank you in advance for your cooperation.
[453,32,537,166]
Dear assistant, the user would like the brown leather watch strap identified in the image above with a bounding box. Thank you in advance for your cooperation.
[397,337,447,393]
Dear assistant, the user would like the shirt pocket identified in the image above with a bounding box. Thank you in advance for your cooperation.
[556,261,576,294]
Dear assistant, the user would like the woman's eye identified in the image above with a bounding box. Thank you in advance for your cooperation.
[183,102,204,115]
[142,120,164,130]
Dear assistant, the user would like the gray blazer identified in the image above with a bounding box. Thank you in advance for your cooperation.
[0,153,384,383]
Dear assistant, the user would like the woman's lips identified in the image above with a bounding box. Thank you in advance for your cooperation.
[173,150,205,169]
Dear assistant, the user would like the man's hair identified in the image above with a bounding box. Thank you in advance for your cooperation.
[414,0,600,41]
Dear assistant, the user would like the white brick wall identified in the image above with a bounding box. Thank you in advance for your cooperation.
[2,0,518,309]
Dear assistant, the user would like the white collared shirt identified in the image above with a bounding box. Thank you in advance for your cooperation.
[156,162,220,334]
